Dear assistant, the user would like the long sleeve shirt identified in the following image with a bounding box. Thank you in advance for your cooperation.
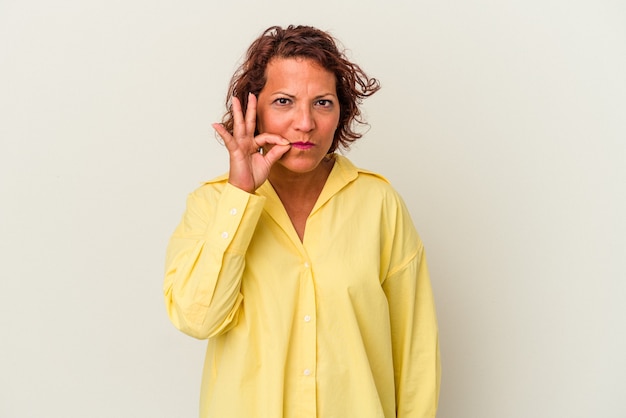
[164,155,440,418]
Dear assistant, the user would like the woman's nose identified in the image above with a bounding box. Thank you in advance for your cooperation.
[293,106,315,132]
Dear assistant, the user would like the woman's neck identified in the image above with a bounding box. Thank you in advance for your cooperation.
[268,156,335,241]
[268,155,335,201]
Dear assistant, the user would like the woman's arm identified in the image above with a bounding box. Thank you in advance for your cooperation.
[163,182,265,339]
[380,191,441,418]
[383,247,441,418]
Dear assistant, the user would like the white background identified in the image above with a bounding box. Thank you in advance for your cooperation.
[1,0,625,417]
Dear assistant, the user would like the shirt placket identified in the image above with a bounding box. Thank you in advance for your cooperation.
[297,258,317,417]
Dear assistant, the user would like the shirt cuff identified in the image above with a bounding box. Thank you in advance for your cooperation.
[204,182,266,254]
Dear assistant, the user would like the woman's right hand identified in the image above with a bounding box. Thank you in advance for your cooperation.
[212,93,291,193]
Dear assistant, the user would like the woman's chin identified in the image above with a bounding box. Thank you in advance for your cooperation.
[273,153,328,176]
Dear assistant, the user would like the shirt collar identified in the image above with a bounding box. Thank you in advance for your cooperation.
[204,154,388,198]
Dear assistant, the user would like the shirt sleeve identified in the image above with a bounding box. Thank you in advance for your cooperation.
[383,247,441,418]
[163,182,266,340]
[381,194,441,418]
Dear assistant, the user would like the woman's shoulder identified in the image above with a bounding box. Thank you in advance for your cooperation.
[336,156,402,199]
[181,173,230,208]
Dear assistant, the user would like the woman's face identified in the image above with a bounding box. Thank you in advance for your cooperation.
[256,57,340,176]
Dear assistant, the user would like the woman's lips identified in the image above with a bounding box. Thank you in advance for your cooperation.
[290,142,314,150]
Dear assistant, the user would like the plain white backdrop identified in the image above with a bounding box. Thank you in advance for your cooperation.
[1,0,625,417]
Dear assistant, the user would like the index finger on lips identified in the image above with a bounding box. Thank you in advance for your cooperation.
[253,133,291,148]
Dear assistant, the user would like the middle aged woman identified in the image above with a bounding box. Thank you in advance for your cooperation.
[164,25,440,418]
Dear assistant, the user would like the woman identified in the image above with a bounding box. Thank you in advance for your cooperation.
[164,25,440,418]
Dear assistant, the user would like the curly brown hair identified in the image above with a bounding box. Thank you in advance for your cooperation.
[221,25,380,153]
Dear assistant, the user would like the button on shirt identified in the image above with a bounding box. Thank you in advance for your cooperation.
[164,156,440,418]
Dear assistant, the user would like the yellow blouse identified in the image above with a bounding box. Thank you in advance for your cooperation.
[164,155,440,418]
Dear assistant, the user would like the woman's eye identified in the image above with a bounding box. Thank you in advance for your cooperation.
[316,99,333,107]
[274,97,291,105]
